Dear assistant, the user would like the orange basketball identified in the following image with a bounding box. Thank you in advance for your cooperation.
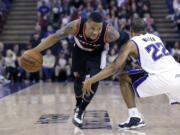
[20,50,43,72]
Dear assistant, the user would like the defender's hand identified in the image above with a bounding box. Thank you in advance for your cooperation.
[82,80,94,96]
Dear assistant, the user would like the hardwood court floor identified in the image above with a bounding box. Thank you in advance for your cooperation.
[0,82,179,135]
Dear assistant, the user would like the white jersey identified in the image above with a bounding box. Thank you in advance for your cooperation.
[131,33,180,74]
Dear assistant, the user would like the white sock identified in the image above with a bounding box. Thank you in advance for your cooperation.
[128,107,140,117]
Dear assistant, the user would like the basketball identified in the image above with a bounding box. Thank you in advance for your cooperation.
[20,50,43,72]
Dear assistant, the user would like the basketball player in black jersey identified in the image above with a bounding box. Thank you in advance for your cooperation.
[32,12,120,127]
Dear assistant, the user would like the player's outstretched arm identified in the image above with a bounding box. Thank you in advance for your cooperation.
[106,26,120,43]
[33,20,78,52]
[83,41,137,95]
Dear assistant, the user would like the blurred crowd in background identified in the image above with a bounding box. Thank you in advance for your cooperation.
[0,0,12,33]
[166,0,180,32]
[0,0,180,86]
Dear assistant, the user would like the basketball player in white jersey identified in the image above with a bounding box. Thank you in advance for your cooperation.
[82,18,180,129]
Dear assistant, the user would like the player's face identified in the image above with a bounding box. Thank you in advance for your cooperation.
[86,21,102,39]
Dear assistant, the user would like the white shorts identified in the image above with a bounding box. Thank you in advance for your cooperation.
[129,69,180,104]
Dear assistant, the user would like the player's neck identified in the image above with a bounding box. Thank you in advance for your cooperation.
[134,32,146,37]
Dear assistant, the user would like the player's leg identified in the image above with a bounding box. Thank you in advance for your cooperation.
[118,70,146,129]
[120,74,136,108]
[74,73,85,108]
[166,72,180,105]
[72,45,87,127]
[73,67,100,127]
[166,92,180,105]
[42,67,50,81]
[72,45,86,110]
[80,67,100,111]
[73,72,86,127]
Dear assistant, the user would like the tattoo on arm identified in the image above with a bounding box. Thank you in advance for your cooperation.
[106,26,120,42]
[55,20,78,40]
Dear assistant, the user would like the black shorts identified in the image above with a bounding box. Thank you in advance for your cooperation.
[128,69,147,84]
[72,45,102,75]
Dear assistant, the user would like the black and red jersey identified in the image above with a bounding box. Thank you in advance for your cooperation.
[74,17,110,52]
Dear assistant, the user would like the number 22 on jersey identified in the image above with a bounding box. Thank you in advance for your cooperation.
[145,42,170,61]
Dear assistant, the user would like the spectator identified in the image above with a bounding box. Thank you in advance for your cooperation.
[51,5,60,29]
[131,2,137,15]
[82,2,93,18]
[171,41,180,62]
[0,51,4,74]
[83,0,96,7]
[107,48,118,64]
[0,42,5,56]
[66,57,73,81]
[42,49,56,82]
[96,4,106,17]
[61,14,70,27]
[144,13,155,26]
[37,0,50,9]
[58,40,71,58]
[166,0,174,14]
[42,24,55,39]
[2,0,11,10]
[119,18,130,32]
[29,32,41,48]
[0,59,10,86]
[59,1,71,16]
[13,44,20,56]
[12,44,20,80]
[38,1,50,17]
[17,49,27,82]
[29,71,40,83]
[56,53,67,81]
[70,0,84,12]
[0,0,6,13]
[0,74,10,86]
[38,1,50,33]
[144,13,156,33]
[175,12,180,32]
[117,0,126,8]
[139,4,150,17]
[4,49,17,81]
[173,0,180,15]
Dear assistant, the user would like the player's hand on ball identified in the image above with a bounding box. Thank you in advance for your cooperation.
[20,49,43,72]
[83,80,94,95]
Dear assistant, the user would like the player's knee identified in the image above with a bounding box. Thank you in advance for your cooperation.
[74,73,85,96]
[74,72,81,78]
[74,73,85,82]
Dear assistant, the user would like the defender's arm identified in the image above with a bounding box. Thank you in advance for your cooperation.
[82,41,138,95]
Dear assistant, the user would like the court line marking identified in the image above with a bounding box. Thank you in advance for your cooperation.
[0,82,39,101]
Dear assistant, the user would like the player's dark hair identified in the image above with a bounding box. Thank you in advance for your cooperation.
[131,18,146,33]
[88,12,103,23]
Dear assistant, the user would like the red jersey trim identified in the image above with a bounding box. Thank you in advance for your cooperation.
[74,17,81,36]
[79,40,94,50]
[104,24,110,43]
